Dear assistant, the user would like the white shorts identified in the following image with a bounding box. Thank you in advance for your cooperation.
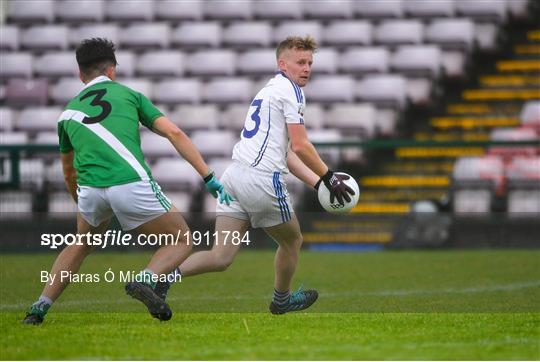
[77,180,172,230]
[216,161,293,228]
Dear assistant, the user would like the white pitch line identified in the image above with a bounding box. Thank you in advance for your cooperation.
[1,280,539,311]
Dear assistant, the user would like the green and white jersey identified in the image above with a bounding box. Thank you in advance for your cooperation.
[58,76,162,187]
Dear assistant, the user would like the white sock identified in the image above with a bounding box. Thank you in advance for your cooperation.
[38,295,53,306]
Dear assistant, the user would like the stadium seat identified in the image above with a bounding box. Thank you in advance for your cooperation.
[223,22,272,48]
[169,104,219,131]
[453,156,504,195]
[304,75,355,103]
[116,78,153,99]
[425,19,475,50]
[0,108,14,131]
[506,157,540,183]
[220,103,249,131]
[34,52,78,78]
[114,51,136,77]
[136,51,185,77]
[120,23,170,49]
[155,0,203,21]
[374,20,423,45]
[0,191,33,215]
[48,192,78,214]
[0,26,20,50]
[453,189,492,214]
[33,132,59,145]
[151,158,202,190]
[303,0,353,19]
[190,130,237,158]
[376,108,399,137]
[0,132,29,144]
[311,49,338,74]
[204,0,253,20]
[167,191,193,213]
[20,159,45,190]
[253,0,303,19]
[70,24,120,48]
[405,78,434,106]
[5,78,49,106]
[187,50,236,76]
[475,24,499,51]
[326,103,377,139]
[507,0,530,19]
[238,49,277,75]
[0,53,33,78]
[338,47,389,74]
[16,107,62,133]
[140,132,177,158]
[302,103,324,130]
[353,0,404,18]
[204,77,253,103]
[357,75,407,109]
[403,0,455,17]
[50,78,83,104]
[56,0,105,23]
[307,129,342,167]
[324,21,372,46]
[490,127,538,142]
[171,22,221,48]
[507,190,540,217]
[153,79,202,104]
[455,0,507,22]
[391,45,442,78]
[7,0,55,23]
[488,128,538,159]
[440,50,467,78]
[106,0,155,21]
[520,101,540,128]
[21,25,69,50]
[273,22,323,44]
[506,157,540,217]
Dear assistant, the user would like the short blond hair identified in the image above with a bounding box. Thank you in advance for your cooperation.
[276,36,318,59]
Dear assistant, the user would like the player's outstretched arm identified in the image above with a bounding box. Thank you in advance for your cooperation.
[288,123,328,177]
[151,116,233,204]
[61,151,78,202]
[152,116,210,177]
[287,150,319,188]
[287,123,354,205]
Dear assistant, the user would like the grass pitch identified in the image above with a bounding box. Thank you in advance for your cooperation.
[1,249,539,360]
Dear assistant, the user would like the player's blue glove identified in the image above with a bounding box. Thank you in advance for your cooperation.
[203,171,234,206]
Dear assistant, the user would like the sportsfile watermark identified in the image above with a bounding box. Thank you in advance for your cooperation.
[40,269,182,285]
[40,230,252,249]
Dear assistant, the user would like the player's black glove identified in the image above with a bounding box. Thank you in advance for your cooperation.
[314,170,355,205]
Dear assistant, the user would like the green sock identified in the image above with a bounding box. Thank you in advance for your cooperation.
[135,270,157,289]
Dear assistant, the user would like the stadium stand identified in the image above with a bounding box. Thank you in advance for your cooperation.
[1,0,538,247]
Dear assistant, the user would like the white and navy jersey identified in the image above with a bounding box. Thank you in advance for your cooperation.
[232,71,306,174]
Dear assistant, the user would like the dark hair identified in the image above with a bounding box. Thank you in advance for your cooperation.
[75,38,118,77]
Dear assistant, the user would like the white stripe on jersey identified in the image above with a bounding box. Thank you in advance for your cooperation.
[232,72,306,174]
[58,109,150,181]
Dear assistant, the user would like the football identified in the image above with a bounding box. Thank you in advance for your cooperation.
[317,172,360,213]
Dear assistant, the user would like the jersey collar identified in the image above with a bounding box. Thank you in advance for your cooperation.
[276,71,301,87]
[82,75,112,91]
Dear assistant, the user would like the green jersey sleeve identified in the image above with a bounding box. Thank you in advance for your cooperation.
[57,121,73,153]
[138,92,163,130]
